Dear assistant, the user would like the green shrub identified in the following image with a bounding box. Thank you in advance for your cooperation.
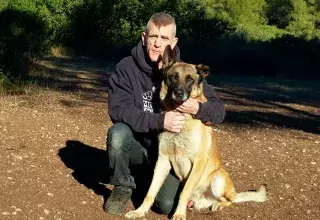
[0,0,319,80]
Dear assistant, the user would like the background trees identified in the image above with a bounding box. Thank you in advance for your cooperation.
[0,0,319,80]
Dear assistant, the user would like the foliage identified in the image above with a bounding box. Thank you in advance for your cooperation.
[0,7,46,79]
[286,0,320,39]
[266,0,293,29]
[0,0,319,80]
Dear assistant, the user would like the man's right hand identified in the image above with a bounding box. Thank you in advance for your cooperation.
[163,111,185,133]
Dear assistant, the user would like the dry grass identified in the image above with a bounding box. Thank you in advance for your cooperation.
[50,45,74,58]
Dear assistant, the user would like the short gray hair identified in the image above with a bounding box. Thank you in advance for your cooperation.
[146,12,176,37]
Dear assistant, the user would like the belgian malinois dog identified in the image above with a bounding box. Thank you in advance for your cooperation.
[125,46,267,220]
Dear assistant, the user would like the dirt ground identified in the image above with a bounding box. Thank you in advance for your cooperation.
[0,57,319,220]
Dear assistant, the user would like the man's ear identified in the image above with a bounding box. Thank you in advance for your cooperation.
[141,32,146,46]
[196,64,210,83]
[170,37,178,49]
[161,45,176,70]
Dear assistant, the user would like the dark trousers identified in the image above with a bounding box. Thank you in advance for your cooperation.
[106,122,181,215]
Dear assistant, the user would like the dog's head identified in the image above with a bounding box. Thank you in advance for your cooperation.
[160,45,210,107]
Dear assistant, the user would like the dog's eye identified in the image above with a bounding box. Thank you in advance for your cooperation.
[170,74,178,82]
[186,75,194,83]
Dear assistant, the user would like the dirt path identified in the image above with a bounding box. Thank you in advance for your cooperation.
[0,57,319,220]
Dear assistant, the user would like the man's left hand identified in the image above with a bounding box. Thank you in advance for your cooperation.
[176,98,199,115]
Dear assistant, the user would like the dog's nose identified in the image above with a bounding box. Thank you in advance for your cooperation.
[175,89,184,97]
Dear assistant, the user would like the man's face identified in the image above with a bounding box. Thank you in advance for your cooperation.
[142,22,178,66]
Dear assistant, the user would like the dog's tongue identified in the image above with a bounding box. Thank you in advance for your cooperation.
[173,100,184,108]
[187,200,194,208]
[176,100,184,105]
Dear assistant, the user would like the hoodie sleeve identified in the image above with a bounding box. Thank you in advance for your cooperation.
[194,80,226,124]
[108,66,165,133]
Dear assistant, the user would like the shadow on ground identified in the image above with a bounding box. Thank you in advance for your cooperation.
[31,56,113,103]
[58,140,111,199]
[58,140,156,210]
[209,75,320,134]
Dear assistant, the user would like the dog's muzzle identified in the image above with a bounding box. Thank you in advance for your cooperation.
[172,88,189,102]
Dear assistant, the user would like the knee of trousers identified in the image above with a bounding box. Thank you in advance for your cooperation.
[154,198,174,215]
[107,122,133,153]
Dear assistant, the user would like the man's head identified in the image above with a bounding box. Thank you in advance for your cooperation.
[142,12,178,67]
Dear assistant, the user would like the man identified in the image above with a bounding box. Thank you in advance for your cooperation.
[104,12,226,216]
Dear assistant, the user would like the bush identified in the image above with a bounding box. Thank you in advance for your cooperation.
[0,0,319,80]
[0,3,48,80]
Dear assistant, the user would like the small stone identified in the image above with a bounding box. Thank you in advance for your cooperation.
[14,155,23,160]
[47,193,53,197]
[44,209,50,215]
[285,184,291,189]
[2,212,10,215]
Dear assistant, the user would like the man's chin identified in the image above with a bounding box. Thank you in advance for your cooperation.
[150,56,160,62]
[149,53,161,62]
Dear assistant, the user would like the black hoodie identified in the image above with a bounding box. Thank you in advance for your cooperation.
[108,41,225,133]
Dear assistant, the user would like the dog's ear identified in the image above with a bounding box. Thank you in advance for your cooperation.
[161,45,176,71]
[196,64,210,83]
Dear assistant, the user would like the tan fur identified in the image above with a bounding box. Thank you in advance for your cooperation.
[125,54,266,220]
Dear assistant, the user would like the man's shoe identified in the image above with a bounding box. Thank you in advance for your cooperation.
[103,186,133,215]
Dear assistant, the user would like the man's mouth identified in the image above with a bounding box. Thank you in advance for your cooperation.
[152,50,161,54]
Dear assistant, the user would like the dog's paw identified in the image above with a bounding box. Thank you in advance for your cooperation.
[210,202,224,212]
[125,210,146,219]
[210,200,232,212]
[171,214,186,220]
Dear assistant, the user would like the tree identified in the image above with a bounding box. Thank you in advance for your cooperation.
[199,0,282,41]
[266,0,293,29]
[286,0,319,39]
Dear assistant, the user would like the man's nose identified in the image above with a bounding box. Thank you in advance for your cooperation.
[155,36,162,47]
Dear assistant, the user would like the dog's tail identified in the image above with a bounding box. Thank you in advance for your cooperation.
[232,185,267,203]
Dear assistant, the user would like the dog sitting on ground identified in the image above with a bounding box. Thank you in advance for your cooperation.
[125,46,267,220]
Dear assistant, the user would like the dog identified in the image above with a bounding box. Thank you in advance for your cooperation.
[125,46,267,220]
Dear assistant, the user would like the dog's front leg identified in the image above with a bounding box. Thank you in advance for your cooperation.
[171,159,206,220]
[125,156,171,219]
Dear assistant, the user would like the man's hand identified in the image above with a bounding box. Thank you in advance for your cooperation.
[176,98,199,115]
[164,111,185,133]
